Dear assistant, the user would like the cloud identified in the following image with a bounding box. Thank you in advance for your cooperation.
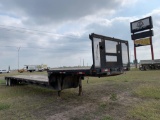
[0,0,138,25]
[0,0,160,69]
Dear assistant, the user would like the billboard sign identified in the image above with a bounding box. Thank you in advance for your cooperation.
[131,30,153,40]
[134,38,150,47]
[130,16,153,33]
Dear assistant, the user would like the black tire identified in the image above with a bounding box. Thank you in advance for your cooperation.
[13,80,18,85]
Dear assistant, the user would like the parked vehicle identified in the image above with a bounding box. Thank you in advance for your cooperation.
[25,65,36,72]
[36,65,44,72]
[139,59,160,70]
[25,64,47,72]
[0,69,10,74]
[18,67,27,73]
[5,33,130,96]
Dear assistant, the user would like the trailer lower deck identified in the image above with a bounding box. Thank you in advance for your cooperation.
[5,75,49,87]
[5,74,84,96]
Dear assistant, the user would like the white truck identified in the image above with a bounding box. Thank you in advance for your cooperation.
[25,65,36,72]
[25,64,47,72]
[0,69,10,74]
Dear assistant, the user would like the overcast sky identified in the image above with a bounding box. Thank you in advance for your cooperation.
[0,0,160,69]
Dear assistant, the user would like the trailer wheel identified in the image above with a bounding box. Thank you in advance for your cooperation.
[6,79,8,86]
[8,79,12,86]
[139,67,143,71]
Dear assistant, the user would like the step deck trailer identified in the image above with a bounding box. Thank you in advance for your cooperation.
[5,33,130,96]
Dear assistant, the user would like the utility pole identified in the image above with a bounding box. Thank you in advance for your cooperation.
[83,59,84,66]
[79,57,81,67]
[18,47,21,70]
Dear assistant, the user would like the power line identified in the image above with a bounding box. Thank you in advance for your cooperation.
[0,24,58,35]
[0,24,91,52]
[0,35,90,46]
[0,36,91,51]
[0,45,90,51]
[0,24,85,38]
[0,24,88,40]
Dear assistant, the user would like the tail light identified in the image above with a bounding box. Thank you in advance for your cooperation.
[77,72,85,75]
[59,72,66,74]
[102,68,110,72]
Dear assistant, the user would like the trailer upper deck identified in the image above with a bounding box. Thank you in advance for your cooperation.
[49,67,91,71]
[48,67,91,75]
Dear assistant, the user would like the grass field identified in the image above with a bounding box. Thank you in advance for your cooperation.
[0,70,160,120]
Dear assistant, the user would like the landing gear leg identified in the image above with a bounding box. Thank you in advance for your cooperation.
[58,90,61,97]
[78,78,82,96]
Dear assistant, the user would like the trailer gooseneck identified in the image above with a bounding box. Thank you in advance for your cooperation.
[5,33,130,97]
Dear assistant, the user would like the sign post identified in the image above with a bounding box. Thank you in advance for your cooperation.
[130,16,154,68]
[150,36,154,60]
[134,43,137,68]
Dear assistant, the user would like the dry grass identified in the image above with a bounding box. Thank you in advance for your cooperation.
[129,100,160,120]
[0,69,160,120]
[133,83,160,99]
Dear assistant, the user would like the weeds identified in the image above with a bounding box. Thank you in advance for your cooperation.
[0,103,10,110]
[99,102,108,109]
[0,80,5,84]
[102,115,113,120]
[110,93,117,101]
[133,84,160,99]
[129,101,160,120]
